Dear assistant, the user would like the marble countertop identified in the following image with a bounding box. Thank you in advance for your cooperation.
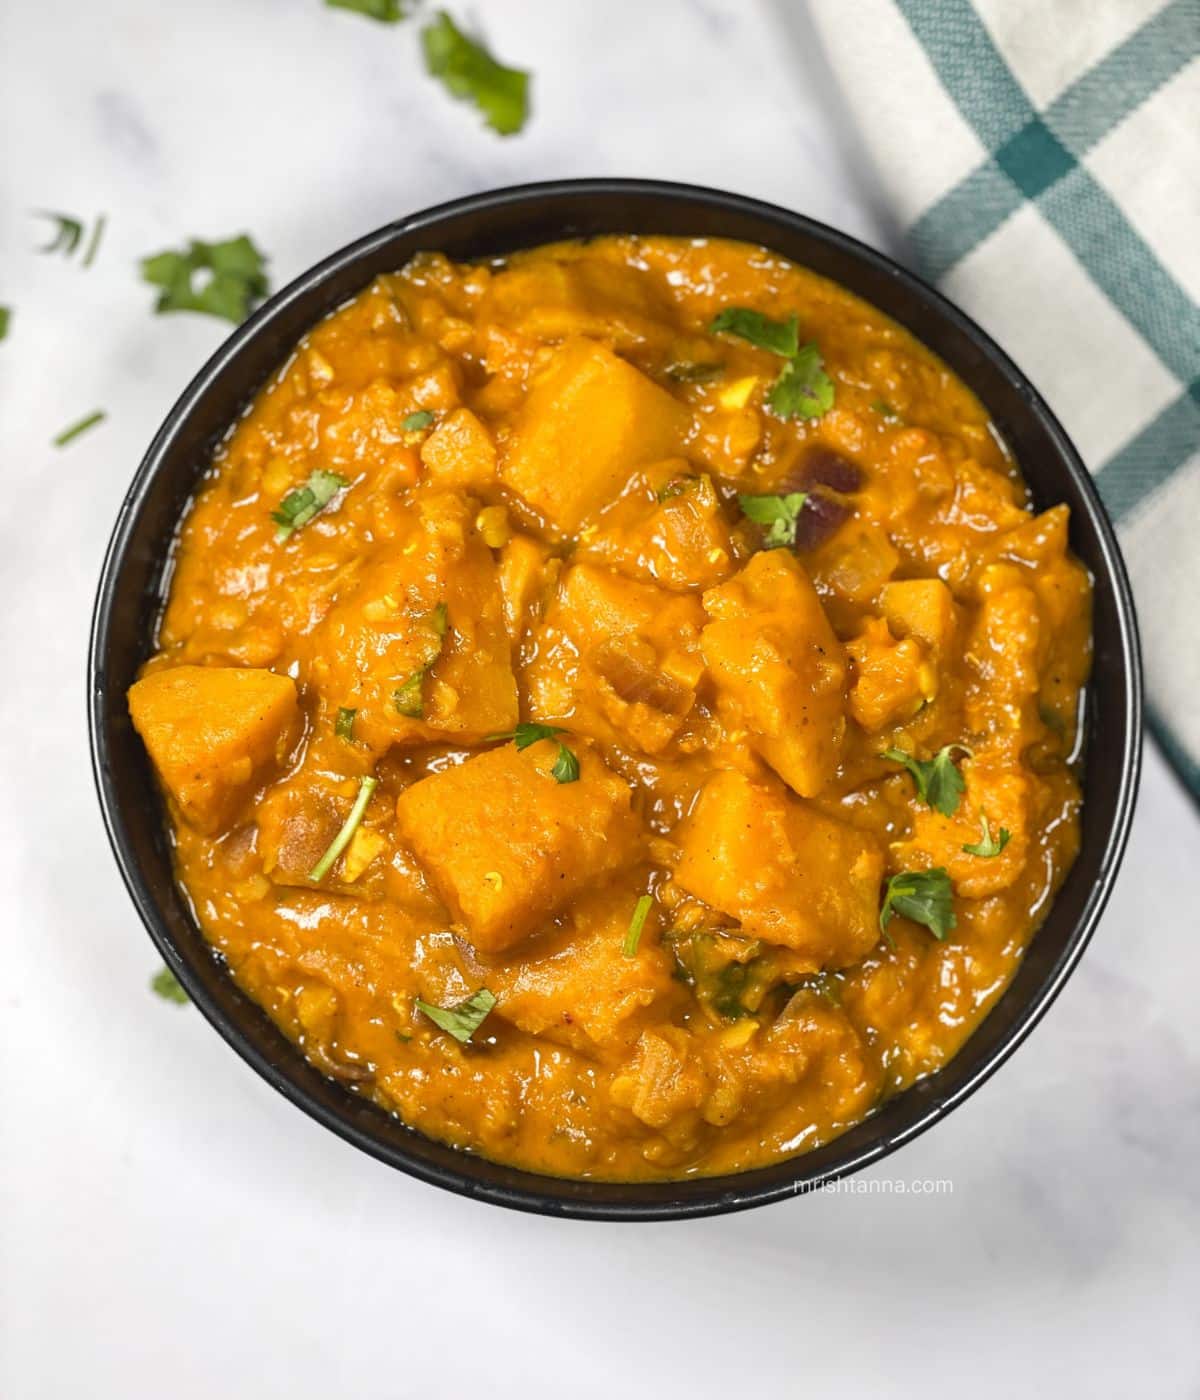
[2,2,1197,1395]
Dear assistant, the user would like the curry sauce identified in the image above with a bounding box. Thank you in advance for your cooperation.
[129,237,1090,1179]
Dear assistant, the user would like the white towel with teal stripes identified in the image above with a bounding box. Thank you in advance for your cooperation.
[808,0,1200,799]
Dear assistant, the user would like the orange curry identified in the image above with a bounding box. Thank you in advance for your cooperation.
[129,236,1091,1179]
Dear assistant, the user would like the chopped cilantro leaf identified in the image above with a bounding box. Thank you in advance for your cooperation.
[550,743,580,784]
[393,672,425,718]
[623,894,654,959]
[141,234,269,324]
[271,469,348,538]
[415,987,496,1044]
[963,814,1011,858]
[0,306,9,341]
[402,409,435,431]
[665,360,724,383]
[53,410,106,447]
[879,868,956,942]
[309,775,378,882]
[151,966,189,1004]
[35,211,84,256]
[326,0,405,20]
[421,11,530,136]
[708,308,799,358]
[737,491,808,550]
[768,343,835,420]
[428,601,448,637]
[881,744,972,817]
[335,706,357,740]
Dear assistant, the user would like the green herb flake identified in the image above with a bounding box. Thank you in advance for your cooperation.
[402,409,435,431]
[0,306,9,342]
[271,468,348,538]
[141,234,269,324]
[335,706,357,741]
[549,743,580,784]
[657,476,699,502]
[415,987,496,1044]
[963,813,1011,858]
[881,744,972,818]
[421,10,530,136]
[35,211,85,257]
[82,213,106,268]
[768,343,835,420]
[428,601,449,637]
[309,775,378,882]
[623,894,654,959]
[708,308,799,358]
[737,490,808,549]
[325,0,405,20]
[879,868,956,942]
[53,409,106,447]
[665,360,724,383]
[393,673,425,719]
[486,722,578,783]
[871,398,902,421]
[151,966,189,1004]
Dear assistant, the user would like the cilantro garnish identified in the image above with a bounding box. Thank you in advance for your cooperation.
[708,308,799,358]
[879,868,956,942]
[486,722,580,784]
[393,672,426,718]
[768,344,835,419]
[402,409,434,431]
[664,361,724,383]
[151,966,189,1004]
[882,744,972,818]
[335,706,357,741]
[0,306,9,342]
[709,305,834,421]
[326,0,405,20]
[737,491,808,549]
[35,210,105,265]
[309,775,378,882]
[963,814,1011,858]
[421,11,530,136]
[272,469,348,538]
[414,987,496,1044]
[141,234,269,323]
[53,410,106,448]
[623,894,654,959]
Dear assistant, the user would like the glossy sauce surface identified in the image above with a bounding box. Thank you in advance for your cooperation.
[130,237,1091,1179]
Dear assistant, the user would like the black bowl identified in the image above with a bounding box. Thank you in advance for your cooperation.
[89,179,1142,1220]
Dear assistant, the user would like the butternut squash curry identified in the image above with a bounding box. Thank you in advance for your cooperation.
[129,237,1091,1180]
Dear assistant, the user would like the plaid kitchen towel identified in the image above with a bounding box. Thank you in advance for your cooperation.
[808,0,1200,800]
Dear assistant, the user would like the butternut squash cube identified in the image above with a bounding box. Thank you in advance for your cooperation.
[420,407,497,489]
[879,578,959,656]
[701,551,846,796]
[501,337,691,536]
[395,738,640,954]
[674,770,885,968]
[128,665,299,833]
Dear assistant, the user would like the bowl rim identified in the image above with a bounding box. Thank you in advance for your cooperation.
[88,177,1143,1220]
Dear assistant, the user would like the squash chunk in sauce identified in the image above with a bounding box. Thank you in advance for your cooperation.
[132,237,1090,1180]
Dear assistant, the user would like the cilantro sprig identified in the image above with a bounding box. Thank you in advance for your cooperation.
[738,491,808,549]
[421,11,530,136]
[335,706,357,741]
[309,775,378,882]
[272,469,348,539]
[622,895,654,959]
[150,965,189,1004]
[882,744,972,817]
[709,305,835,421]
[326,0,405,20]
[35,210,105,266]
[963,814,1011,858]
[487,722,580,784]
[141,234,269,324]
[414,988,496,1044]
[53,410,106,448]
[880,868,956,942]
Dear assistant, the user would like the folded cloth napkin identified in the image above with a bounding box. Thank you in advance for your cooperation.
[808,0,1200,801]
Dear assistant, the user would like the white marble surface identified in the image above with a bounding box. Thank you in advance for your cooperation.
[2,2,1198,1395]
